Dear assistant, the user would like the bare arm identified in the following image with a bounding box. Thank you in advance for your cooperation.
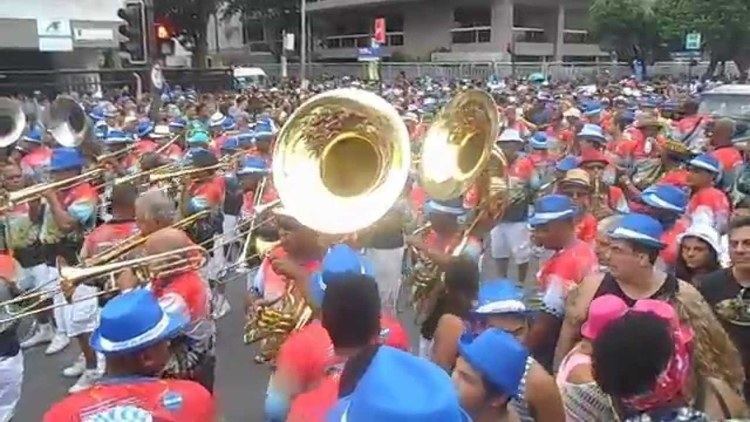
[43,192,77,233]
[525,361,565,422]
[553,274,601,371]
[431,313,464,372]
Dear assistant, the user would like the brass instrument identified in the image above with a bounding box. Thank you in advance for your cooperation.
[0,97,26,147]
[148,150,245,185]
[0,246,207,323]
[154,134,182,155]
[95,163,176,191]
[83,210,211,267]
[0,168,104,213]
[243,88,411,362]
[714,288,750,326]
[44,96,90,147]
[591,177,614,220]
[409,89,508,306]
[96,143,138,162]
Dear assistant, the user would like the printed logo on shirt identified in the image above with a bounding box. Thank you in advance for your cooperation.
[161,391,184,412]
[83,405,153,422]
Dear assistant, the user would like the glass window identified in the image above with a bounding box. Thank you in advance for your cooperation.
[243,19,264,43]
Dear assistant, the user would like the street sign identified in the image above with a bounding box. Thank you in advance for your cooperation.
[374,18,386,45]
[358,43,381,62]
[670,50,702,61]
[685,32,701,50]
[73,28,114,41]
[37,18,73,52]
[284,33,295,51]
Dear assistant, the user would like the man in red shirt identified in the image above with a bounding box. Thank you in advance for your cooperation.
[687,153,731,232]
[709,118,743,191]
[43,289,216,421]
[60,183,141,394]
[268,245,408,422]
[527,194,598,370]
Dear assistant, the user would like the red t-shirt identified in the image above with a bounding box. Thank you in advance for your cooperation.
[276,315,409,395]
[286,374,341,422]
[43,378,216,422]
[711,146,743,173]
[687,187,730,231]
[575,213,598,243]
[658,168,690,189]
[81,220,139,260]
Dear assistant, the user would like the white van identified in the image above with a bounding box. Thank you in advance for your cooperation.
[699,84,750,122]
[232,67,268,90]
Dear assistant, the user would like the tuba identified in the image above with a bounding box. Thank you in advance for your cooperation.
[244,88,411,362]
[0,97,26,147]
[409,89,507,306]
[45,96,90,147]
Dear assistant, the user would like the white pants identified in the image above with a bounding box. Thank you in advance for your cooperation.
[490,222,532,264]
[222,215,240,263]
[363,247,405,314]
[0,351,23,422]
[18,264,51,296]
[200,235,225,283]
[49,266,100,337]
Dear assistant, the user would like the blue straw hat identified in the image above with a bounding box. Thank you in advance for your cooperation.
[688,153,722,175]
[640,185,688,214]
[308,244,374,307]
[457,328,529,398]
[50,147,84,172]
[608,213,665,249]
[472,279,528,316]
[528,194,576,228]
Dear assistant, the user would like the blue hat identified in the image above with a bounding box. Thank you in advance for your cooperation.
[688,153,722,174]
[221,115,236,131]
[581,100,603,116]
[22,125,44,143]
[102,103,118,118]
[529,132,549,150]
[254,117,278,134]
[457,329,529,397]
[308,244,374,307]
[136,121,154,138]
[577,124,606,143]
[528,72,546,84]
[50,147,84,172]
[221,136,242,152]
[472,279,528,316]
[424,198,466,216]
[327,346,469,422]
[556,155,581,172]
[187,130,210,145]
[640,185,688,214]
[90,289,188,354]
[88,105,105,121]
[528,194,576,228]
[104,129,134,144]
[169,117,187,130]
[237,156,269,176]
[618,110,636,125]
[209,112,226,128]
[608,213,665,249]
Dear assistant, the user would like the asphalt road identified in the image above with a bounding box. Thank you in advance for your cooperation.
[15,253,530,421]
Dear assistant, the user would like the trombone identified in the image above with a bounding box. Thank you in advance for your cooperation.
[0,168,105,213]
[148,150,246,185]
[83,210,211,267]
[0,245,208,324]
[154,134,182,156]
[96,143,138,163]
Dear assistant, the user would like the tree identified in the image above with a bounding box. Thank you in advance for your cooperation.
[222,0,300,59]
[692,0,750,79]
[154,0,224,68]
[589,0,660,62]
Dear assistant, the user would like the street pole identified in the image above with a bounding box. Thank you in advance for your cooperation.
[143,0,157,61]
[281,30,288,79]
[300,0,307,87]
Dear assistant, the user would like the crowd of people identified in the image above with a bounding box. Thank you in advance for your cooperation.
[0,71,748,421]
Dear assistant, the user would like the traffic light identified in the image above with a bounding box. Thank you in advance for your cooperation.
[155,23,175,56]
[117,1,146,64]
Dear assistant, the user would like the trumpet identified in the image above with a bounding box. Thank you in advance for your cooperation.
[83,210,211,267]
[0,245,208,324]
[0,168,104,213]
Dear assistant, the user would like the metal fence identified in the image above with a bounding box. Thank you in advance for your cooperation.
[0,61,741,97]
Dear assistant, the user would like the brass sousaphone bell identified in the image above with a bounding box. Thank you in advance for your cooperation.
[0,97,26,147]
[45,95,91,147]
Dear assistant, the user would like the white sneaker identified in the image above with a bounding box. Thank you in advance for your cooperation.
[20,323,54,349]
[212,294,231,320]
[45,333,70,355]
[68,369,101,394]
[62,354,86,378]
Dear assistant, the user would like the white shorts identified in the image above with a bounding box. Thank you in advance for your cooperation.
[0,351,22,422]
[223,215,238,239]
[65,284,100,337]
[363,247,404,314]
[490,222,531,264]
[17,264,50,295]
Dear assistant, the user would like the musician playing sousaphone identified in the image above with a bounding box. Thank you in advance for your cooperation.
[405,198,482,358]
[246,208,322,363]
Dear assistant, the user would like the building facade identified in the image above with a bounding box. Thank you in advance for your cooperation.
[0,0,120,70]
[307,0,606,62]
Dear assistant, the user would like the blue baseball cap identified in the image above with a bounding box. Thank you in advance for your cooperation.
[608,213,665,250]
[471,279,528,316]
[327,346,469,422]
[640,185,688,214]
[90,289,187,355]
[457,328,529,397]
[308,244,374,307]
[528,194,576,228]
[50,147,84,172]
